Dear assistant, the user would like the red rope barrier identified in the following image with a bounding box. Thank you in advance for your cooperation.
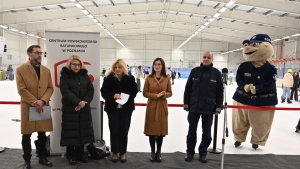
[1,101,300,111]
[0,101,21,105]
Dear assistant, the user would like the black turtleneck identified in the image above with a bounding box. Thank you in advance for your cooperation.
[31,63,40,80]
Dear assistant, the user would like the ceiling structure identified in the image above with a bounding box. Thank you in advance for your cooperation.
[0,0,300,48]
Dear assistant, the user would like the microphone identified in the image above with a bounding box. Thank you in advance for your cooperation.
[222,68,228,85]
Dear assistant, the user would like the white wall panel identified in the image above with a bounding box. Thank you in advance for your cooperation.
[283,41,297,58]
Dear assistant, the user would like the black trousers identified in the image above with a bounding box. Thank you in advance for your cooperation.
[136,79,141,91]
[66,145,84,159]
[296,119,300,130]
[107,108,132,154]
[290,87,298,101]
[186,112,213,156]
[22,132,47,161]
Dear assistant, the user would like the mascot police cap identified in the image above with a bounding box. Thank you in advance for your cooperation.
[242,34,272,45]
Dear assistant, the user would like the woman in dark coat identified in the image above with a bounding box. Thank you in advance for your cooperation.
[60,55,94,165]
[100,58,138,163]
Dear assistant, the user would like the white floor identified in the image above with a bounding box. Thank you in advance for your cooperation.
[0,78,300,155]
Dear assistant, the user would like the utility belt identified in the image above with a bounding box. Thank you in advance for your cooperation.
[237,89,276,100]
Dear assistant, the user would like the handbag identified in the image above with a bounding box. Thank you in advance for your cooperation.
[87,140,111,160]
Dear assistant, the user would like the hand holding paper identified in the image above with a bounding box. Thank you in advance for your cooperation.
[115,93,130,105]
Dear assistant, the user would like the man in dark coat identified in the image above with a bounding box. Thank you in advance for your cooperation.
[183,51,223,163]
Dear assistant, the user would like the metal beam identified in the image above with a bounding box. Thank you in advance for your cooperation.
[110,0,115,6]
[181,0,184,5]
[230,5,238,11]
[128,0,131,5]
[92,1,98,7]
[263,10,273,15]
[246,7,256,13]
[214,3,221,9]
[197,1,202,7]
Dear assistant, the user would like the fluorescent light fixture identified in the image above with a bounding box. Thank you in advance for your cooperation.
[0,25,8,29]
[282,36,290,39]
[197,28,202,31]
[292,33,300,37]
[204,22,209,26]
[273,39,281,42]
[219,7,227,13]
[104,29,108,32]
[81,10,89,15]
[41,38,46,40]
[213,13,221,18]
[27,34,35,37]
[92,19,98,22]
[87,14,94,19]
[97,23,102,26]
[35,36,41,39]
[208,18,215,22]
[74,3,83,9]
[19,31,27,34]
[225,0,236,7]
[9,28,18,31]
[200,25,205,29]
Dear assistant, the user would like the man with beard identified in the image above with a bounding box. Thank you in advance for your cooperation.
[16,45,54,169]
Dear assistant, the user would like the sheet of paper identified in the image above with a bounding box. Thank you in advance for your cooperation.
[29,106,51,121]
[115,93,130,105]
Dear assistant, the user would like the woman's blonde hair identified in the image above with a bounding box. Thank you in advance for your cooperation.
[107,58,129,76]
[65,55,87,70]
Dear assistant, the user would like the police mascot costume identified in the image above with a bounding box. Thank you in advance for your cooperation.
[232,34,278,150]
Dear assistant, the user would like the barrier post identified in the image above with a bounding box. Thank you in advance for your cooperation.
[100,101,104,140]
[208,115,222,154]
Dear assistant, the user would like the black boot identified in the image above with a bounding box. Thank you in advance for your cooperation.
[287,99,292,103]
[150,152,155,162]
[184,153,194,162]
[281,99,285,103]
[252,144,259,150]
[39,157,53,166]
[234,141,242,148]
[155,151,161,162]
[23,160,31,169]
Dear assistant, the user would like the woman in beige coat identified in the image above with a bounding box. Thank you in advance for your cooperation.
[143,57,172,162]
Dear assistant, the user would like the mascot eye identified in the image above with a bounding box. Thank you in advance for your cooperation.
[244,43,249,47]
[253,42,260,47]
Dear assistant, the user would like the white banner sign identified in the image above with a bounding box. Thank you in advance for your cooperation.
[46,31,100,154]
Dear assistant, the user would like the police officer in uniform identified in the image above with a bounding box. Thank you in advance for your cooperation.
[183,51,223,163]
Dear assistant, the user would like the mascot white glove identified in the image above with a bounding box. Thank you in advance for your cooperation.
[244,84,253,93]
[250,85,256,94]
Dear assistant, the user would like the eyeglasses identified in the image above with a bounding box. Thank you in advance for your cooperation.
[71,64,81,67]
[31,52,43,55]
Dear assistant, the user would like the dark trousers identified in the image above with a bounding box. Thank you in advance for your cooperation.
[186,112,213,156]
[136,79,141,92]
[107,108,132,154]
[296,119,300,129]
[66,145,84,159]
[290,87,298,101]
[22,132,47,161]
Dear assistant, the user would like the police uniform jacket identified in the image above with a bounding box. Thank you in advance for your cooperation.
[232,61,278,106]
[183,63,223,114]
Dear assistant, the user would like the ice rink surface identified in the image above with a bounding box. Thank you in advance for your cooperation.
[0,78,299,155]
